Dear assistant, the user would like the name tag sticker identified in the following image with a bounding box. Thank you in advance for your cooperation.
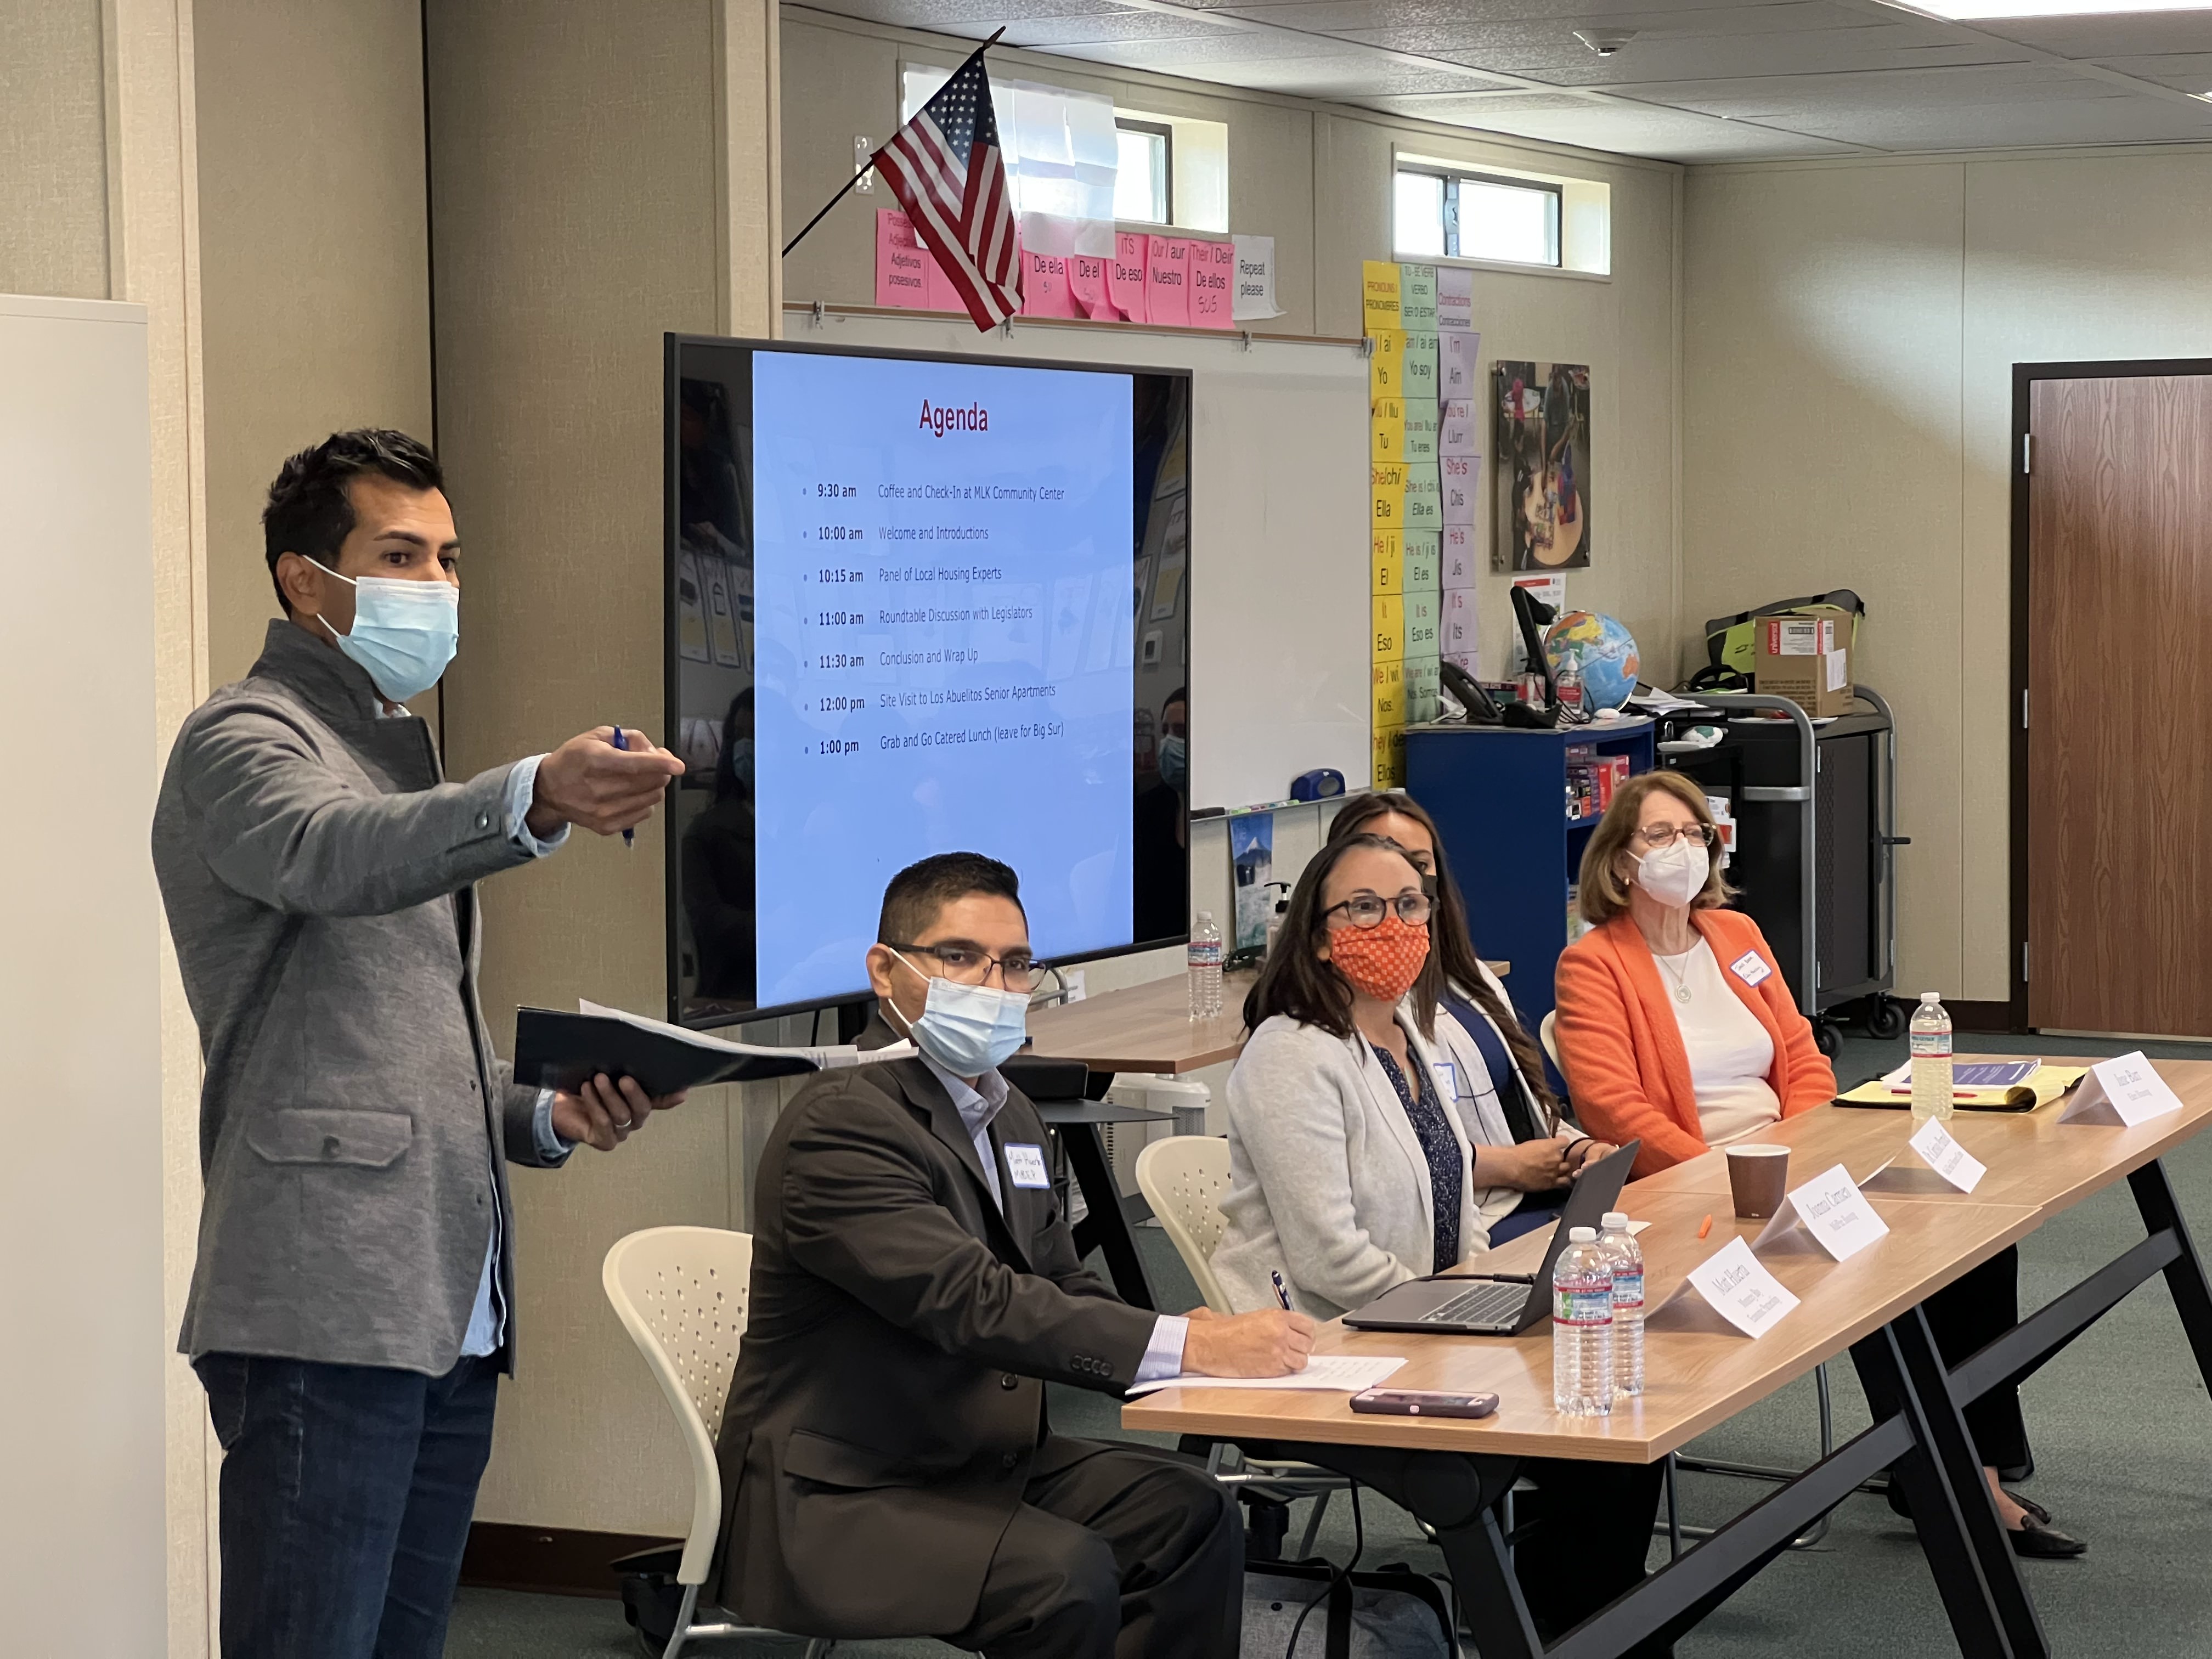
[1430,1060,1458,1102]
[1729,950,1773,988]
[1004,1143,1051,1189]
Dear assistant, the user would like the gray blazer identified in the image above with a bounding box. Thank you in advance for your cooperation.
[153,620,563,1376]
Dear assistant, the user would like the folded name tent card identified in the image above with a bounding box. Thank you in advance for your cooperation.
[513,1000,915,1096]
[1906,1116,1988,1192]
[1649,1235,1801,1338]
[2058,1050,2185,1127]
[1752,1163,1889,1261]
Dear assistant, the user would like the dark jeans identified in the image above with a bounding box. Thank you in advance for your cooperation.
[950,1442,1244,1659]
[195,1352,499,1659]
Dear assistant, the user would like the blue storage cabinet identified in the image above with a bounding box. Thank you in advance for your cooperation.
[1403,719,1657,1036]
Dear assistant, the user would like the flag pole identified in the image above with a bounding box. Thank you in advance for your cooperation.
[780,28,1005,261]
[781,171,865,259]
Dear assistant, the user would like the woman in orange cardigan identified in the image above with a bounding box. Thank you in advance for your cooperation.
[1554,770,2082,1559]
[1553,771,1830,1174]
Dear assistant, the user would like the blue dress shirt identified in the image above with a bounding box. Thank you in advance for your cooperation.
[458,754,572,1358]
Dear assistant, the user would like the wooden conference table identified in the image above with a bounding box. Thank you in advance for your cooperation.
[1128,1058,2212,1659]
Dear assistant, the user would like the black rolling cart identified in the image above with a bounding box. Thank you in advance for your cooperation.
[1660,687,1907,1054]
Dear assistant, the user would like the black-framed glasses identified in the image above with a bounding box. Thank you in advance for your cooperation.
[885,942,1046,994]
[1632,823,1718,850]
[1323,893,1434,930]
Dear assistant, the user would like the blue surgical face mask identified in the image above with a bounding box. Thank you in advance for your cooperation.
[308,557,460,704]
[727,738,754,793]
[887,949,1030,1075]
[1158,732,1188,793]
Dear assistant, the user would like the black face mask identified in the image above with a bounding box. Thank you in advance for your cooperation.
[1420,872,1439,900]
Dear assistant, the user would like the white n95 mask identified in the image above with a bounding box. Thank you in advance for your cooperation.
[1634,839,1709,909]
[308,557,460,704]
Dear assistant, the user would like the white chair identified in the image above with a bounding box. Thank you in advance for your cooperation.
[603,1226,833,1659]
[1538,1009,1561,1073]
[1135,1135,1235,1313]
[1133,1136,1351,1558]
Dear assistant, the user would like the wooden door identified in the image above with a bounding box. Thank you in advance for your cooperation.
[2028,374,2212,1034]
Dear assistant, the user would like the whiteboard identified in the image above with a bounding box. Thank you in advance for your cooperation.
[0,293,166,1649]
[774,309,1372,809]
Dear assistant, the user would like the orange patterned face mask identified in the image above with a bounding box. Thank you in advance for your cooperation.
[1327,913,1431,1005]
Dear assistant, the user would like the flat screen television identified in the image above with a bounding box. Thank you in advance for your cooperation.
[664,334,1193,1028]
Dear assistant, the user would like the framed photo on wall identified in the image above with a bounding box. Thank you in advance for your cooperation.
[1493,361,1591,572]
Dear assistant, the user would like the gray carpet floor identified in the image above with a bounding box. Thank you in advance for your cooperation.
[446,1029,2212,1656]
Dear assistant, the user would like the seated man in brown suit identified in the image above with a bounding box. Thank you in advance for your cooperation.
[708,852,1312,1658]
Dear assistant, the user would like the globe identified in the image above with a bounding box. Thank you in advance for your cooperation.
[1544,611,1641,712]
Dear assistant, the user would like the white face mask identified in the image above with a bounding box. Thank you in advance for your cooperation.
[1633,838,1709,909]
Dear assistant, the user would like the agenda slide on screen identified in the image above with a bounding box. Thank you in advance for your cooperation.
[750,349,1137,1007]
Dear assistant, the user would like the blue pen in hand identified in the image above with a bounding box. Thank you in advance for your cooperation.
[610,725,635,849]
[1271,1269,1294,1313]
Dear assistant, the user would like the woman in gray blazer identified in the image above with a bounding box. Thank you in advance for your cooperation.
[1215,829,1671,1656]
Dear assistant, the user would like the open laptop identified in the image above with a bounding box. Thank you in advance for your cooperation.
[1342,1140,1640,1336]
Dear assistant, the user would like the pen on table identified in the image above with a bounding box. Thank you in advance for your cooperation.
[1271,1269,1294,1313]
[1884,1087,1978,1099]
[1697,1214,1713,1240]
[609,724,635,849]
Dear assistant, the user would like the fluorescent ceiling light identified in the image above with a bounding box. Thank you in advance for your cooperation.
[1913,0,2212,15]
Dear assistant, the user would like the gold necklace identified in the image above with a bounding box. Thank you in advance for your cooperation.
[1656,948,1695,1005]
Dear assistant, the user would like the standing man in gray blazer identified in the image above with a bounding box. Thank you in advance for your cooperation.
[152,430,688,1659]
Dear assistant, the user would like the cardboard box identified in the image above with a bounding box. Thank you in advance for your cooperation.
[1756,615,1853,716]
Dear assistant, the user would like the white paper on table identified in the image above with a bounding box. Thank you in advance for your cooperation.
[1752,1163,1889,1261]
[1649,1235,1800,1338]
[1908,1117,1987,1192]
[2058,1050,2184,1127]
[1126,1355,1406,1396]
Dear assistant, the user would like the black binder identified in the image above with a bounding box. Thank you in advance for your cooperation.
[512,1006,859,1096]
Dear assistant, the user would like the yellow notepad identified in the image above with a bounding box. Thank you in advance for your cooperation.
[1835,1064,2088,1113]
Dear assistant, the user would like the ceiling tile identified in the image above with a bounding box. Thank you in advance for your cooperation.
[1965,13,2212,60]
[1361,23,2023,83]
[2095,53,2212,95]
[1000,10,1232,46]
[814,0,1132,30]
[1360,90,1863,158]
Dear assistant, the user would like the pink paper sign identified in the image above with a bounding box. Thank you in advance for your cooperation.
[1189,239,1234,329]
[1068,253,1111,320]
[1147,235,1190,328]
[875,210,931,310]
[1020,247,1077,318]
[924,242,962,314]
[1108,232,1148,323]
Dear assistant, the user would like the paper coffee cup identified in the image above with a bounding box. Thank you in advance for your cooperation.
[1726,1143,1791,1219]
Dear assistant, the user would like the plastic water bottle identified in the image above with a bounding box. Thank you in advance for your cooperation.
[1551,1226,1615,1416]
[1555,654,1583,716]
[1910,991,1954,1123]
[1599,1211,1645,1400]
[1187,911,1223,1020]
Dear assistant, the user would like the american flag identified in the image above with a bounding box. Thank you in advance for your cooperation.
[872,41,1019,331]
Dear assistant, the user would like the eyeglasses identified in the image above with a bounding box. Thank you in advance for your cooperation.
[886,942,1047,994]
[1323,893,1434,930]
[1632,823,1718,850]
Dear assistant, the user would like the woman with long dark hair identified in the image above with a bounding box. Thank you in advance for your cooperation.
[1212,827,1667,1652]
[1325,790,1615,1242]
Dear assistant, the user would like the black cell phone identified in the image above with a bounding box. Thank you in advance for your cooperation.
[1350,1389,1500,1420]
